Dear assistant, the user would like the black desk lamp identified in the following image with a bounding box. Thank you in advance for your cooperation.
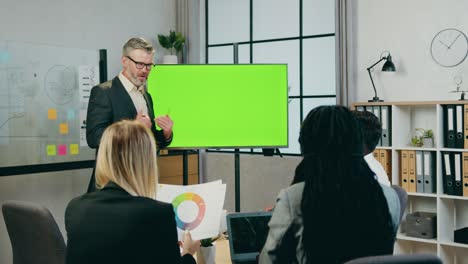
[367,51,396,102]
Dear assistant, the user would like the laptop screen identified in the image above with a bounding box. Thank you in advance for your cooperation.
[226,211,272,262]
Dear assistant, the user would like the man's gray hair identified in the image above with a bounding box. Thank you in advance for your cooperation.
[122,37,155,56]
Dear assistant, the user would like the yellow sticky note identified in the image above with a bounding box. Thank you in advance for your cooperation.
[70,144,79,155]
[59,123,69,135]
[47,145,56,156]
[48,109,57,120]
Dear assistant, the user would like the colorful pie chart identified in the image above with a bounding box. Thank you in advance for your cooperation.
[172,192,206,230]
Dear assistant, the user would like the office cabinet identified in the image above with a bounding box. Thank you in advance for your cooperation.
[158,151,199,185]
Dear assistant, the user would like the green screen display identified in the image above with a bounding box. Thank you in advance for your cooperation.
[147,64,288,149]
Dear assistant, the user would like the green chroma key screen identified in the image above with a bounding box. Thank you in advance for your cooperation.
[147,64,288,148]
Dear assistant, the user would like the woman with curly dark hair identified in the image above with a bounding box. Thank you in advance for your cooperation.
[260,105,400,263]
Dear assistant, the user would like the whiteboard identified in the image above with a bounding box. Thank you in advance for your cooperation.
[0,40,99,167]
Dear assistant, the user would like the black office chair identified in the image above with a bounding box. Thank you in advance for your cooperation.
[344,253,442,264]
[2,200,66,264]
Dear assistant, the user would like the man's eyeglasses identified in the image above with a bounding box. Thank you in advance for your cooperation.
[126,56,153,70]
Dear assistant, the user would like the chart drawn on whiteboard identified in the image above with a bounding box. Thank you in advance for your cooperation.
[0,66,37,143]
[45,65,77,105]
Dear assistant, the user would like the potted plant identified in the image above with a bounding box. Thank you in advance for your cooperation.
[196,234,222,264]
[411,128,434,147]
[157,30,185,64]
[411,135,423,147]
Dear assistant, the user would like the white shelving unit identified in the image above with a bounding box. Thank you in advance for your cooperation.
[354,101,468,263]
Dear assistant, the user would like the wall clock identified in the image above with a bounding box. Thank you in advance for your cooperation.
[430,28,468,67]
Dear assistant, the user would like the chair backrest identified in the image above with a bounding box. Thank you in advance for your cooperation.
[344,253,442,264]
[2,200,66,264]
[391,185,408,222]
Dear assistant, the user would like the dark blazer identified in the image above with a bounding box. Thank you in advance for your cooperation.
[65,182,195,264]
[86,77,171,192]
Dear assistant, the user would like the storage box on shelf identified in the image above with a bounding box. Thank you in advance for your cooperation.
[455,227,468,244]
[352,101,468,263]
[406,212,437,239]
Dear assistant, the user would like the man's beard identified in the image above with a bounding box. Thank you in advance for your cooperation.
[132,74,147,87]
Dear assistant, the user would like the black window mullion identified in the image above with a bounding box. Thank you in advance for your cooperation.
[250,0,253,64]
[205,0,209,63]
[299,0,303,123]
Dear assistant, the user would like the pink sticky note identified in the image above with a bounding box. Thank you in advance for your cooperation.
[58,145,67,156]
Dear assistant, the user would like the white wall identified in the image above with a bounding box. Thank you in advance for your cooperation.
[0,0,175,76]
[0,1,175,263]
[349,0,468,103]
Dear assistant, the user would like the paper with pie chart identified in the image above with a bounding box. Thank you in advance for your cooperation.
[156,180,226,241]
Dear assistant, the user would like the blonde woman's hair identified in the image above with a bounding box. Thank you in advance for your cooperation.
[95,120,158,198]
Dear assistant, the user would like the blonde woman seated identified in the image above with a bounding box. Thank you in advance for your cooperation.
[65,120,200,264]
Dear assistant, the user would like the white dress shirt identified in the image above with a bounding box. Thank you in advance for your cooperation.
[364,153,391,186]
[118,72,148,115]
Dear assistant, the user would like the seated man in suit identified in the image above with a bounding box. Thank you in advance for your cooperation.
[86,37,173,192]
[65,120,199,264]
[290,109,390,187]
[352,110,391,186]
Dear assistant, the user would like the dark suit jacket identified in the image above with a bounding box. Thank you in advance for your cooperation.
[65,182,195,264]
[86,76,171,192]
